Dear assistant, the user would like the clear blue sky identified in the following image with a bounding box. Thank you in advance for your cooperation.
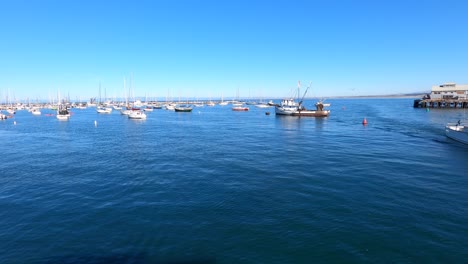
[1,0,467,101]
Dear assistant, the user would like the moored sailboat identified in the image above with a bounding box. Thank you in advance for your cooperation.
[128,110,147,119]
[174,104,193,112]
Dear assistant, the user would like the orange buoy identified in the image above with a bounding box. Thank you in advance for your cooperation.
[362,118,368,125]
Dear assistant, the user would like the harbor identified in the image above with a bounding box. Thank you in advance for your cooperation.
[1,98,467,263]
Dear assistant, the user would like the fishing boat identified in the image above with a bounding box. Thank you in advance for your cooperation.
[445,121,468,144]
[275,83,330,117]
[128,110,147,120]
[56,104,70,120]
[0,112,7,120]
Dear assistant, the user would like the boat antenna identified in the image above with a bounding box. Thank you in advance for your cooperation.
[298,82,311,106]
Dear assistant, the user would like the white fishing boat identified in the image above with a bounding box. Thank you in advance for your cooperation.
[128,110,147,119]
[0,112,7,120]
[445,121,468,144]
[275,82,330,117]
[56,104,70,120]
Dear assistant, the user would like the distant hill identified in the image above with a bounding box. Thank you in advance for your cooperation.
[326,91,430,99]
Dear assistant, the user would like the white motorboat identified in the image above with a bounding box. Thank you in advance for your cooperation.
[128,110,147,120]
[445,121,468,144]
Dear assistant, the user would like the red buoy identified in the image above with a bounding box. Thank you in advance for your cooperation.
[362,118,368,125]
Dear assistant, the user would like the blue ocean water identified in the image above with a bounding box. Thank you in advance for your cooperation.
[0,99,467,263]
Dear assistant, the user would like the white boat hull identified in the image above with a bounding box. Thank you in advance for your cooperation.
[275,98,330,117]
[445,124,468,144]
[56,114,70,120]
[128,111,147,119]
[97,107,112,114]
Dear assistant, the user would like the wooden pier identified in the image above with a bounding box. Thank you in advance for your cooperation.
[413,99,468,108]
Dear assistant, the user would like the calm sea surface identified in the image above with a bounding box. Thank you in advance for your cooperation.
[1,99,467,263]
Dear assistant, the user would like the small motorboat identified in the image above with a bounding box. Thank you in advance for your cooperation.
[445,121,468,144]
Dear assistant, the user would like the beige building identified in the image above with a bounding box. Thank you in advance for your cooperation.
[431,83,468,100]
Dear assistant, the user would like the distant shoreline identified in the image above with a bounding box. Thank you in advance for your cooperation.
[301,93,426,100]
[325,94,424,99]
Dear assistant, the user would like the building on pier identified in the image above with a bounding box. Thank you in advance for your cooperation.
[430,83,468,100]
[414,83,468,108]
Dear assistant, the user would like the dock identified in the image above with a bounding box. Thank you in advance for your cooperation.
[413,99,468,108]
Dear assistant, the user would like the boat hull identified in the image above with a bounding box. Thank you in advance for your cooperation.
[232,107,249,111]
[56,114,70,120]
[445,124,468,144]
[275,107,330,117]
[128,111,147,119]
[174,108,193,112]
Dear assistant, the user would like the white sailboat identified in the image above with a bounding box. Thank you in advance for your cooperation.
[31,108,41,115]
[128,110,147,119]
